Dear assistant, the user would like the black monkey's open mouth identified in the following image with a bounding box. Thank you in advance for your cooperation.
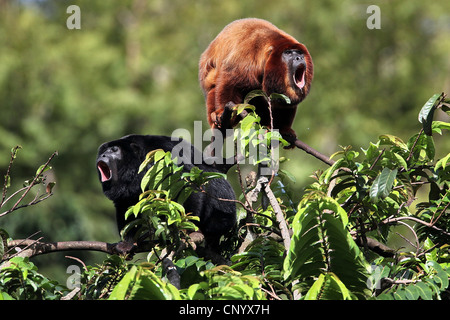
[97,161,112,182]
[294,64,306,90]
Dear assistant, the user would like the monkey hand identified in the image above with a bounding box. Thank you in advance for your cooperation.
[210,110,223,129]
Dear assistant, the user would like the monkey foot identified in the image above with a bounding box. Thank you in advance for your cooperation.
[281,133,298,149]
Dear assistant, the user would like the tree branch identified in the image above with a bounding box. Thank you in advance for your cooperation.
[382,216,450,238]
[352,235,396,258]
[285,137,336,167]
[218,101,336,168]
[3,232,213,264]
[264,180,291,250]
[246,176,291,250]
[6,240,119,259]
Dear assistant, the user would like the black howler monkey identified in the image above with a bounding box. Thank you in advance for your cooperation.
[96,134,236,252]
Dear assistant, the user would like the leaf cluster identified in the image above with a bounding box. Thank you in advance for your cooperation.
[96,92,450,300]
[0,257,67,300]
[123,149,224,248]
[1,93,449,300]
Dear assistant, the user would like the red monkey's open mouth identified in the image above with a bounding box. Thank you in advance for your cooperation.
[97,161,112,182]
[294,65,306,90]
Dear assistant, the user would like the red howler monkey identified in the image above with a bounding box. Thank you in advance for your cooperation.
[199,18,313,145]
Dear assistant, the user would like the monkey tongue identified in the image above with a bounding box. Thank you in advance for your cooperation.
[294,69,306,90]
[97,161,112,182]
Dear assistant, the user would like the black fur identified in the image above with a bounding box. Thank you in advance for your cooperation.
[96,134,236,249]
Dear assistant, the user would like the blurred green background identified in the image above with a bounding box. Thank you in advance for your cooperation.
[1,0,449,281]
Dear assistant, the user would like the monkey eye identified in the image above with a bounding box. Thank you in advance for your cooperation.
[284,49,302,54]
[282,50,304,64]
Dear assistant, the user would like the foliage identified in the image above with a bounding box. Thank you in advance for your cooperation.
[0,146,56,220]
[123,149,225,249]
[284,197,369,299]
[108,263,181,300]
[0,146,57,262]
[302,93,450,300]
[1,1,449,256]
[68,92,450,300]
[0,257,68,300]
[0,1,449,300]
[81,255,131,299]
[1,92,450,300]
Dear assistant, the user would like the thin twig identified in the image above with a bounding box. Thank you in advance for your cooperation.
[65,255,88,271]
[430,192,450,227]
[287,137,336,167]
[406,129,424,163]
[369,148,386,171]
[382,216,450,237]
[395,220,420,255]
[1,146,21,207]
[0,151,58,217]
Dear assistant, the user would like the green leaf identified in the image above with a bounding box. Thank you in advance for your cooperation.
[244,90,268,104]
[269,93,291,104]
[109,265,180,300]
[0,292,14,300]
[434,152,450,170]
[403,285,420,300]
[323,158,345,184]
[284,197,368,297]
[393,152,408,170]
[108,266,137,300]
[432,120,450,135]
[305,273,352,300]
[35,164,51,176]
[379,134,408,150]
[139,149,162,173]
[240,114,258,133]
[235,103,255,115]
[425,135,435,160]
[370,168,397,202]
[186,283,203,300]
[415,282,433,300]
[361,141,381,162]
[418,93,441,136]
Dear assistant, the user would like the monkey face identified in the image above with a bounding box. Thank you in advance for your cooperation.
[282,50,307,92]
[262,41,313,107]
[96,139,144,202]
[97,145,121,183]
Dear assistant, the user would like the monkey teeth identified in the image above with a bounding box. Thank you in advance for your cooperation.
[97,161,112,182]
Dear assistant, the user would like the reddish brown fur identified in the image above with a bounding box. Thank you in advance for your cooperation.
[199,18,313,142]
